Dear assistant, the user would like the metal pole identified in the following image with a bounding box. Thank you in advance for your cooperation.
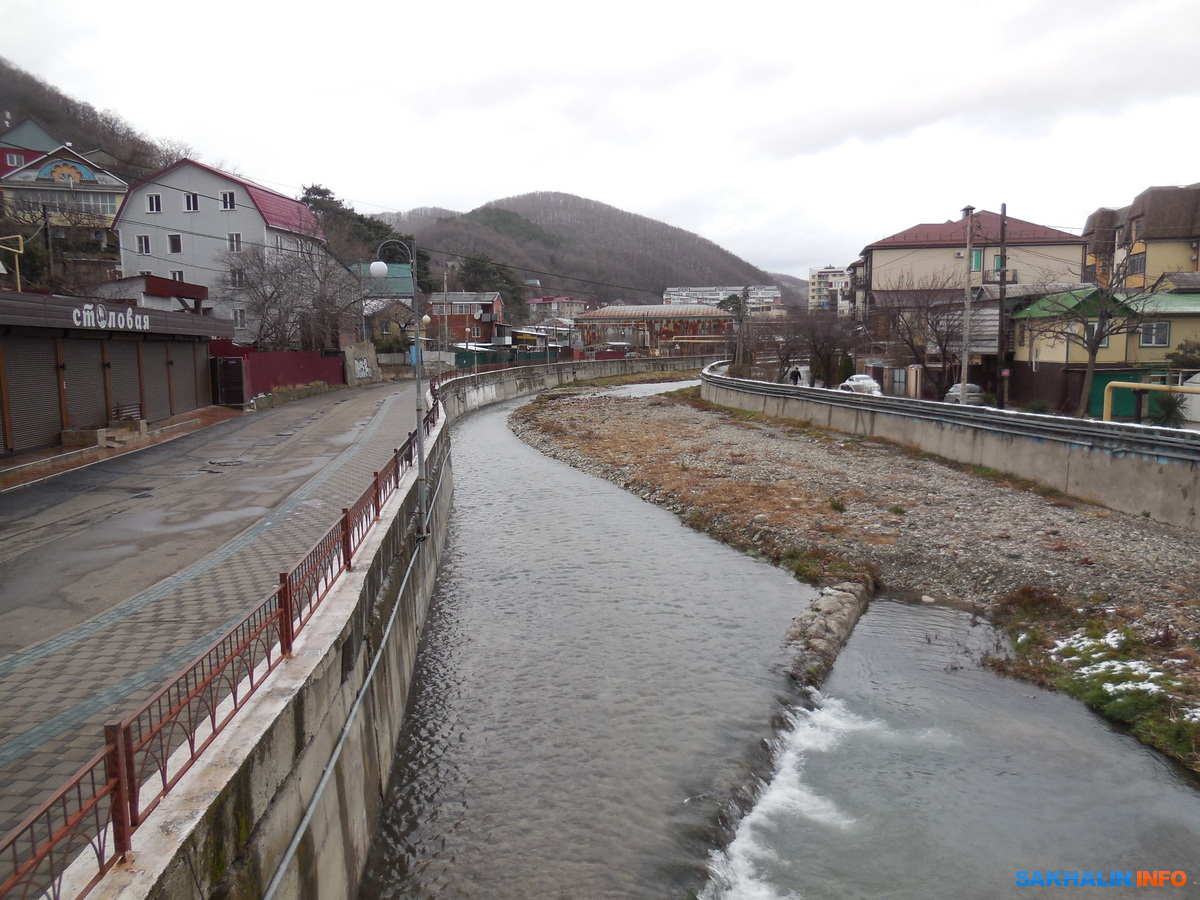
[961,206,974,400]
[997,203,1008,409]
[370,241,427,536]
[411,243,428,538]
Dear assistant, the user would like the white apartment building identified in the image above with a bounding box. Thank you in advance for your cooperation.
[662,285,781,308]
[808,265,851,313]
[114,159,327,342]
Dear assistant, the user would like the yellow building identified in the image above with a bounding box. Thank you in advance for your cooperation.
[1082,183,1200,289]
[1011,289,1200,413]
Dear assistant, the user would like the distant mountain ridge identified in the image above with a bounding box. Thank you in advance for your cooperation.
[382,192,803,307]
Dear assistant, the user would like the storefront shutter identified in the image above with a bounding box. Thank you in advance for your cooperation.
[2,336,63,451]
[140,341,171,421]
[62,339,107,429]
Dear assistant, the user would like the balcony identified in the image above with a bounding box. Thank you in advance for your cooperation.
[983,269,1018,284]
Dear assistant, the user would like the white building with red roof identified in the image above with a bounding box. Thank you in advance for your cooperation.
[114,159,327,342]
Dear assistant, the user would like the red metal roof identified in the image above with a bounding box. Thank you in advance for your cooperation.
[865,210,1084,250]
[119,159,324,239]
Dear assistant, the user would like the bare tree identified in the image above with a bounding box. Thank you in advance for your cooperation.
[1021,256,1163,416]
[218,245,308,349]
[868,271,964,397]
[153,138,197,169]
[793,307,860,387]
[718,287,751,374]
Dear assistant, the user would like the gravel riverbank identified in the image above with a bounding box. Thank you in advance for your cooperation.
[509,383,1200,767]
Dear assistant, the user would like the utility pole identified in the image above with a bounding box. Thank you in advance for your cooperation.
[961,206,974,400]
[997,203,1009,409]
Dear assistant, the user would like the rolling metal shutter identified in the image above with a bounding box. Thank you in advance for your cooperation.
[106,340,141,419]
[172,343,198,413]
[62,340,107,429]
[2,336,63,452]
[141,341,171,421]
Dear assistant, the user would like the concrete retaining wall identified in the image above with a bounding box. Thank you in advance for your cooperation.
[702,375,1200,532]
[438,356,719,422]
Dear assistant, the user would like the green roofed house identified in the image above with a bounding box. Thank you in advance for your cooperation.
[353,262,415,344]
[1010,288,1200,416]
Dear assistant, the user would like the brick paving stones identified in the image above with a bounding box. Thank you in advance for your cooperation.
[0,381,422,839]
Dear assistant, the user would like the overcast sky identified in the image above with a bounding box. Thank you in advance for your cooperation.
[5,0,1200,280]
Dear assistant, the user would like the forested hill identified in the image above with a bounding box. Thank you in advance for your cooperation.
[0,58,165,182]
[383,192,802,307]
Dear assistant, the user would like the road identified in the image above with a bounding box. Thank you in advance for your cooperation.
[0,379,419,836]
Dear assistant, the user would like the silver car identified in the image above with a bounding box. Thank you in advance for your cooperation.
[944,383,984,405]
[837,375,883,395]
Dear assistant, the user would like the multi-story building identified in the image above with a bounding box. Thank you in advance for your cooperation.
[114,159,328,344]
[849,208,1087,399]
[808,265,851,312]
[428,291,504,346]
[855,208,1087,305]
[1,119,128,282]
[662,285,781,308]
[528,296,587,320]
[1082,183,1200,288]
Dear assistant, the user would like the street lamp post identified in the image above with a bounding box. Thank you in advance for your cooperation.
[370,240,430,536]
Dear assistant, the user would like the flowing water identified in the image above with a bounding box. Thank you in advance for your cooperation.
[358,391,1200,899]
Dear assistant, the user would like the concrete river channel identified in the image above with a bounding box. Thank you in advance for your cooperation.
[357,387,1200,899]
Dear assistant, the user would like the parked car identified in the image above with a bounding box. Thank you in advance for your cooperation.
[943,383,985,405]
[837,375,883,395]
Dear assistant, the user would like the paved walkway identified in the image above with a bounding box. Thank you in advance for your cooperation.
[0,381,423,840]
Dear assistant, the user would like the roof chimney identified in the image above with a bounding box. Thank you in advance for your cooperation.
[962,205,975,220]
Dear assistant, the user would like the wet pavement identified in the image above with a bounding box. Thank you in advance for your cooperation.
[0,380,420,839]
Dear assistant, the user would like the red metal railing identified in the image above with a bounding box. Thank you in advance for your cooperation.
[0,383,442,900]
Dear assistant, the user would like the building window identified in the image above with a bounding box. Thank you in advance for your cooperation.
[146,193,161,213]
[970,249,982,272]
[231,268,245,288]
[136,234,151,255]
[221,191,236,210]
[184,192,199,211]
[1130,217,1144,242]
[1084,322,1110,348]
[138,270,153,277]
[170,270,184,281]
[4,152,22,166]
[232,308,247,328]
[1140,321,1170,347]
[168,234,182,254]
[227,232,242,252]
[1128,252,1146,276]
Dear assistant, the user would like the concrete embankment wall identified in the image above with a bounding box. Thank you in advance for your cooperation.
[702,375,1200,532]
[439,356,721,422]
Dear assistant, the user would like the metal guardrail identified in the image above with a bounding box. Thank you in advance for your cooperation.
[701,364,1200,465]
[0,386,444,900]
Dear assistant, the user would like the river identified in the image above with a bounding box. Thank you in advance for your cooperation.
[358,390,1200,899]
